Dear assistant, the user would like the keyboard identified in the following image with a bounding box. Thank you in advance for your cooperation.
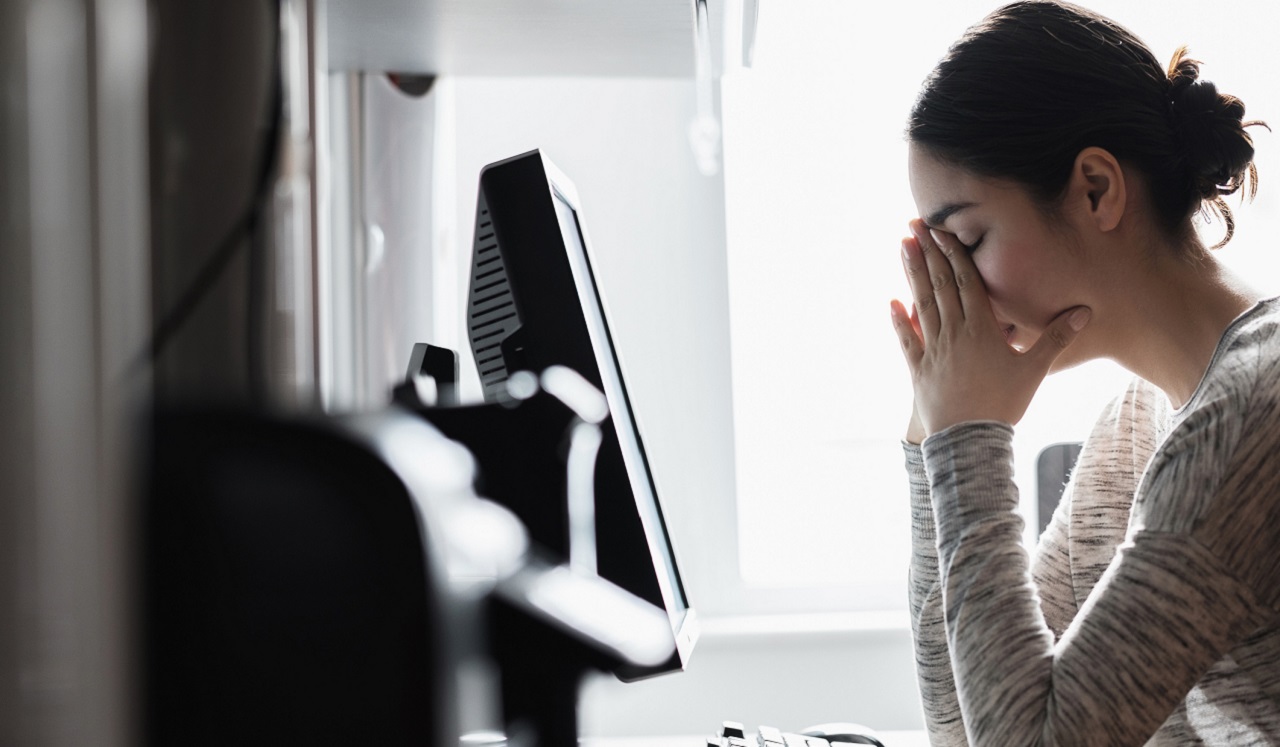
[707,722,886,747]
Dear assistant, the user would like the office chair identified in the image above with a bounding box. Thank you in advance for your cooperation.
[144,408,462,747]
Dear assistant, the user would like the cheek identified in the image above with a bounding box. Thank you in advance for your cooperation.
[972,244,1043,311]
[972,251,1019,301]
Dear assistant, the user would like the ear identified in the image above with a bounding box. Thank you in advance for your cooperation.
[1069,147,1126,233]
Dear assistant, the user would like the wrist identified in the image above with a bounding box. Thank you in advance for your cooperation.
[906,405,925,445]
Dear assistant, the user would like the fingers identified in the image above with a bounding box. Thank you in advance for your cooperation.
[1025,305,1091,374]
[909,220,965,323]
[890,299,923,366]
[929,227,991,320]
[901,236,940,340]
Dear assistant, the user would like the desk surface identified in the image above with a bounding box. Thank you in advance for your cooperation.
[583,733,930,747]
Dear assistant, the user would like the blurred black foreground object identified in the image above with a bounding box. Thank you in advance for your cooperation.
[144,408,469,747]
[144,404,673,747]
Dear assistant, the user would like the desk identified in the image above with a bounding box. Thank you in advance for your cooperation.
[583,733,930,747]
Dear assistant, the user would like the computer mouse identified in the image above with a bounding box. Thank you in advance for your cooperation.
[801,722,886,747]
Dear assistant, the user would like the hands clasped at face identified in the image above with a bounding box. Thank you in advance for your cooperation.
[889,219,1091,441]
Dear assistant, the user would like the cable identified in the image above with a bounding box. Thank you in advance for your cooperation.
[138,1,284,385]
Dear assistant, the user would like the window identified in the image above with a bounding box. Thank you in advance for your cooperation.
[712,0,1280,617]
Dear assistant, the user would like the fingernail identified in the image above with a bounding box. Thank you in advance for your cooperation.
[901,239,912,260]
[929,229,946,246]
[1068,307,1091,331]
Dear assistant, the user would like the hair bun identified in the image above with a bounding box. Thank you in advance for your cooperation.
[1166,47,1256,202]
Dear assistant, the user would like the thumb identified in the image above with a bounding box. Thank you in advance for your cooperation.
[1026,306,1091,371]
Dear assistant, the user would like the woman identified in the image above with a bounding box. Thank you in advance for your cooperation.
[888,1,1277,744]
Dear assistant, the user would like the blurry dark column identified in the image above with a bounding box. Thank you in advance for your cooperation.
[147,0,277,406]
[148,0,327,410]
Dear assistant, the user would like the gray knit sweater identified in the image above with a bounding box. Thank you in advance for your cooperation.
[905,297,1280,746]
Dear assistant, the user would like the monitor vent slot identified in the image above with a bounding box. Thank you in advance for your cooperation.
[466,192,522,400]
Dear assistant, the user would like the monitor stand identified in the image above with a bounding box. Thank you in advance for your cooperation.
[488,559,675,747]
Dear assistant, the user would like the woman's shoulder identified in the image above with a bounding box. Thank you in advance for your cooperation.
[1135,299,1280,601]
[1082,295,1280,452]
[1193,295,1280,412]
[1232,295,1280,365]
[1132,297,1280,534]
[1222,295,1280,354]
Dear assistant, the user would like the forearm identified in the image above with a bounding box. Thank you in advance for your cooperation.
[904,443,968,746]
[921,422,1262,746]
[923,423,1054,743]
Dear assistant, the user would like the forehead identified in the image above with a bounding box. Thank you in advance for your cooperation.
[907,144,985,220]
[907,144,1039,228]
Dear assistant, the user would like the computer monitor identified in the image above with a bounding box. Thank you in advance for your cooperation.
[464,149,697,680]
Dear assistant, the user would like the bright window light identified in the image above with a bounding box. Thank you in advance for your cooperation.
[722,0,1279,607]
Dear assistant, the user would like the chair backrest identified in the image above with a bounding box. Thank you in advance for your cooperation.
[1036,441,1084,535]
[145,408,455,747]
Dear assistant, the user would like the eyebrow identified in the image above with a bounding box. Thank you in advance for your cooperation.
[924,202,977,229]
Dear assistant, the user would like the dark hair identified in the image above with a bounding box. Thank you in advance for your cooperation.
[907,0,1267,249]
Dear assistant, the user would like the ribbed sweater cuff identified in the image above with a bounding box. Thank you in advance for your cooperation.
[920,421,1018,539]
[903,441,935,544]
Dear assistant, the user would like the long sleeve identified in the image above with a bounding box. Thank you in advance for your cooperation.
[1023,376,1164,640]
[921,401,1280,746]
[1028,481,1077,640]
[905,442,968,746]
[907,436,1085,746]
[908,425,1093,746]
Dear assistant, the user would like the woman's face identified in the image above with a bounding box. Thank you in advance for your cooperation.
[906,144,1092,354]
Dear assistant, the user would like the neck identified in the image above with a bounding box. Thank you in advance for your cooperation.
[1091,248,1260,409]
